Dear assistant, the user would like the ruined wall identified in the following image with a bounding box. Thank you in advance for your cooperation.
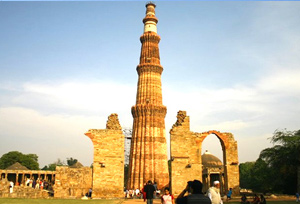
[85,114,124,198]
[170,111,240,196]
[170,111,202,196]
[54,166,92,198]
[0,179,49,198]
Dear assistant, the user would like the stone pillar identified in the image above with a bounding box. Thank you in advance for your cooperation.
[170,111,202,196]
[85,114,124,198]
[223,136,239,195]
[16,173,19,185]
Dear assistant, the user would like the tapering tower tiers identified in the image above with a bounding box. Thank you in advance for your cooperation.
[128,2,169,190]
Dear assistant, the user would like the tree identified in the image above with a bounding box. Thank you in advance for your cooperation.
[239,161,255,189]
[259,129,300,194]
[41,158,65,171]
[239,159,272,193]
[0,151,39,170]
[249,158,271,193]
[67,157,78,166]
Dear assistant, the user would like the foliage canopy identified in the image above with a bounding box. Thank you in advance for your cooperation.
[239,129,300,194]
[0,151,39,170]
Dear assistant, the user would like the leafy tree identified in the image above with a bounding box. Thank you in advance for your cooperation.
[259,129,300,194]
[249,158,272,193]
[41,158,65,171]
[239,161,255,189]
[0,151,39,170]
[67,157,78,166]
[41,163,57,171]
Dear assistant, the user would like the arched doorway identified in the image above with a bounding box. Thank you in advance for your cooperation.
[170,111,239,196]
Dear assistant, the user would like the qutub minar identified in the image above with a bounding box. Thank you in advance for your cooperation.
[128,2,169,189]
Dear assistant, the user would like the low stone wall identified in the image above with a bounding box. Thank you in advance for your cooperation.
[0,179,49,198]
[53,166,92,199]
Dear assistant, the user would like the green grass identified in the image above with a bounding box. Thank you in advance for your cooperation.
[229,202,296,204]
[0,199,296,204]
[0,198,124,204]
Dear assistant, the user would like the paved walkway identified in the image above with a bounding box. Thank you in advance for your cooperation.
[123,199,161,204]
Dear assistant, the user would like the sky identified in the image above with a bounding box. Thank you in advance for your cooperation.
[0,1,300,168]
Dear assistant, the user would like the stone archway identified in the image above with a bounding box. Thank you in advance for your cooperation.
[170,111,239,196]
[197,130,239,195]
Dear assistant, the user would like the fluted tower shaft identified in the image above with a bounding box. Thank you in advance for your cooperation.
[128,2,169,190]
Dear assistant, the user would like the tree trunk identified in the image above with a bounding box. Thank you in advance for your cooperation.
[298,163,300,193]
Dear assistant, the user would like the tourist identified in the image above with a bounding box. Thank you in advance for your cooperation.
[142,183,147,201]
[35,179,40,189]
[29,178,33,187]
[32,179,36,188]
[144,180,156,204]
[44,180,49,190]
[296,193,299,202]
[252,194,260,204]
[259,194,266,204]
[25,178,30,186]
[226,188,232,201]
[176,180,211,204]
[241,194,249,204]
[135,188,140,198]
[40,180,44,190]
[161,187,174,204]
[88,188,92,198]
[208,181,223,204]
[153,182,158,198]
[9,181,14,193]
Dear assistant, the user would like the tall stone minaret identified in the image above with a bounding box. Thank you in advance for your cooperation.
[128,2,169,190]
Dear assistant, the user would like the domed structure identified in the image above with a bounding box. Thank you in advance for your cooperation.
[202,151,224,194]
[202,151,223,168]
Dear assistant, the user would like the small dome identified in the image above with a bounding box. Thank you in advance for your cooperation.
[202,151,222,167]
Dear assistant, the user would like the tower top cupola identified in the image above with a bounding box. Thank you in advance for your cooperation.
[143,2,158,33]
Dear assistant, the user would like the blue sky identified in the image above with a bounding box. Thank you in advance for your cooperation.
[1,1,300,167]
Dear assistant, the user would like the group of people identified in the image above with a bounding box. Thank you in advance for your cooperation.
[141,180,269,204]
[141,179,227,204]
[124,189,142,199]
[8,178,51,194]
[241,194,266,204]
[25,178,50,190]
[124,181,160,200]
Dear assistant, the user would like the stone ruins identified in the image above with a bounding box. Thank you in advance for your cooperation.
[170,111,239,196]
[85,114,124,198]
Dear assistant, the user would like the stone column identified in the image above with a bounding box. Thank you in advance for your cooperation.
[85,114,124,198]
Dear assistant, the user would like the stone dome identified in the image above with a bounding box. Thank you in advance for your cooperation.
[202,151,222,167]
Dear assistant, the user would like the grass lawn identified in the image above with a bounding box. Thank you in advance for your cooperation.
[0,199,296,204]
[0,198,124,204]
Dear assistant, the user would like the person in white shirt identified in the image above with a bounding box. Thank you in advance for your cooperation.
[207,181,223,204]
[9,181,14,193]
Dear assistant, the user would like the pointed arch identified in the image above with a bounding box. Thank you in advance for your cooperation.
[170,111,239,196]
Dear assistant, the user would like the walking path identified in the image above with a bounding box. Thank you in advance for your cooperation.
[123,199,161,204]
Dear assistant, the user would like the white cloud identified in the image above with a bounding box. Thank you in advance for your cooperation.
[15,81,136,115]
[1,63,300,165]
[258,69,300,95]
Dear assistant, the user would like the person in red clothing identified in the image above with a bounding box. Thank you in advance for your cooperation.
[252,194,260,204]
[161,187,174,204]
[141,183,147,201]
